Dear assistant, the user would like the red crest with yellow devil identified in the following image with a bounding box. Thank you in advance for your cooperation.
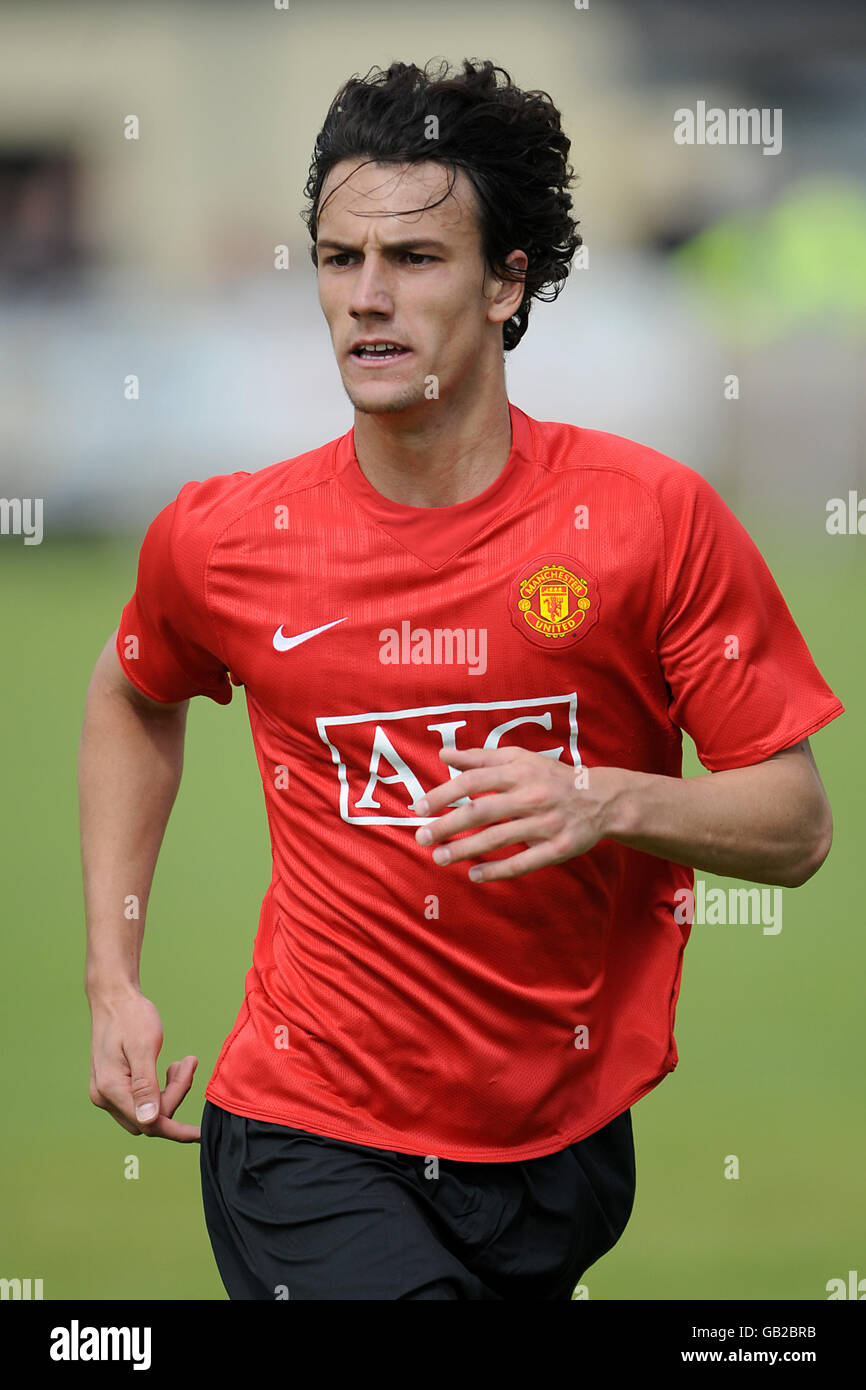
[508,553,599,649]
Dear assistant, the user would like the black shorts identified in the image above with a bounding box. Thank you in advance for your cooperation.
[200,1099,636,1301]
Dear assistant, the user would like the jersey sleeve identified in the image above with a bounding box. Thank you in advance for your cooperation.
[656,466,844,771]
[115,479,234,706]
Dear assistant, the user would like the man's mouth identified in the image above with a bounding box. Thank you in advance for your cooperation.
[350,341,412,365]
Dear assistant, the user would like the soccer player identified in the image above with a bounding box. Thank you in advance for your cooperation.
[79,59,844,1301]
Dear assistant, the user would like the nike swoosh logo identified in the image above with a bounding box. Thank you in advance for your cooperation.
[273,617,348,652]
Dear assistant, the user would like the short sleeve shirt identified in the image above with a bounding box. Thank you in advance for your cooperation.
[115,403,844,1159]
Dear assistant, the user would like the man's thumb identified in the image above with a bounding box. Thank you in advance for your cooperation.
[130,1061,161,1124]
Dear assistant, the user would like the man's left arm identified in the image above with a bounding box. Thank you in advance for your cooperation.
[592,736,833,888]
[412,737,833,888]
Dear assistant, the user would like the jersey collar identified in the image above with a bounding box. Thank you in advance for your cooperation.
[333,401,537,569]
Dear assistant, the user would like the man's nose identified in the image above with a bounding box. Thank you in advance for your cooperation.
[349,254,394,318]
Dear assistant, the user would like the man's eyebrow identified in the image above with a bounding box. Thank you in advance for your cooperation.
[316,238,449,253]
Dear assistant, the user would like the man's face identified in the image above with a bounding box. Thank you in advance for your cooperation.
[314,159,515,416]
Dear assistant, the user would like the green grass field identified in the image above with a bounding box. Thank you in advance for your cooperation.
[1,524,862,1299]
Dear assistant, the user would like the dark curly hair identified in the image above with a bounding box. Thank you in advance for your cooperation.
[302,58,581,351]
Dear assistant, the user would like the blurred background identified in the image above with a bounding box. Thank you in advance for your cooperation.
[1,0,863,1300]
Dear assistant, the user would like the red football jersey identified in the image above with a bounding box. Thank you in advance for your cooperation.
[115,402,844,1160]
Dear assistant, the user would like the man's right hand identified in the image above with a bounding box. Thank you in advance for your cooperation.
[88,989,200,1142]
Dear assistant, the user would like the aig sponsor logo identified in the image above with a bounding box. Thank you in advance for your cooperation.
[316,694,581,825]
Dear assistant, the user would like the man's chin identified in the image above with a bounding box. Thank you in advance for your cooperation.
[344,384,430,416]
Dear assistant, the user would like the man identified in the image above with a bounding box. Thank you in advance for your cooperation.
[80,59,843,1301]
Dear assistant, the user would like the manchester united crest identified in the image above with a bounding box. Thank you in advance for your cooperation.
[508,554,599,649]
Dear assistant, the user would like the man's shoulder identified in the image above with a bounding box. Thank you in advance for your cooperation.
[165,433,345,538]
[526,409,711,502]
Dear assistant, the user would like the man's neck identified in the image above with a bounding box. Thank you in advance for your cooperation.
[352,388,513,508]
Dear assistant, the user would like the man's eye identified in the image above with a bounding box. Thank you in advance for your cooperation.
[322,251,434,267]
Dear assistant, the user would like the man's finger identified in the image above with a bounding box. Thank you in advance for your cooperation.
[413,767,518,817]
[142,1114,201,1143]
[428,817,549,865]
[93,1072,148,1129]
[438,746,519,766]
[160,1055,198,1119]
[98,1095,144,1136]
[416,791,523,845]
[467,840,563,883]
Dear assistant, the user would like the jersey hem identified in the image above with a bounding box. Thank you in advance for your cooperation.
[203,1065,672,1162]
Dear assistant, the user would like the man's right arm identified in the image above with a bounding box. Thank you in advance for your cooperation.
[78,629,200,1141]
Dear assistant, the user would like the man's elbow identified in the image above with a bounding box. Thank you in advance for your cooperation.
[784,805,834,888]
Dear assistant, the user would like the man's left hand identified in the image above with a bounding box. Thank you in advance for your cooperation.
[411,746,627,883]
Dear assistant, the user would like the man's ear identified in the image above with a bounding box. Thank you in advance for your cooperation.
[486,250,528,325]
